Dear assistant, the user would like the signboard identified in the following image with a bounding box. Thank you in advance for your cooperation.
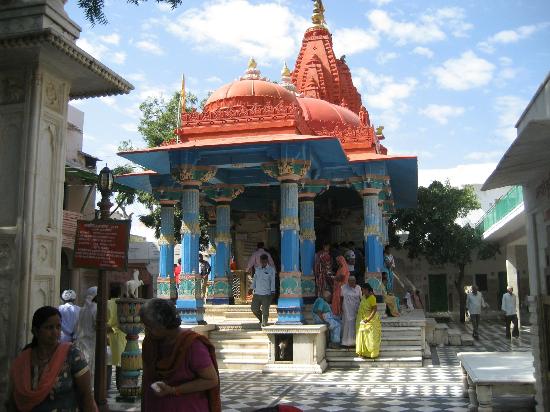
[73,220,131,271]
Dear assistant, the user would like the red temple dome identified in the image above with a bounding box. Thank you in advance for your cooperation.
[204,59,298,112]
[297,97,360,130]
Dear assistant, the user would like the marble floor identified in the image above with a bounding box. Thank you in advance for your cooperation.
[107,319,535,411]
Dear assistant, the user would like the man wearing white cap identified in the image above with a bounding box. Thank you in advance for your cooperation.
[59,289,81,342]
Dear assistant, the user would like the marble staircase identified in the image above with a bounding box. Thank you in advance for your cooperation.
[326,324,424,368]
[210,324,270,370]
[207,306,427,370]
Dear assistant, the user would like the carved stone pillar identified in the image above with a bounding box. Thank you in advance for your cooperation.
[0,0,132,404]
[171,165,216,324]
[203,185,244,304]
[157,200,177,300]
[299,180,328,304]
[262,160,310,324]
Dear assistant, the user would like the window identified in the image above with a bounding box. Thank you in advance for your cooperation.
[475,274,488,292]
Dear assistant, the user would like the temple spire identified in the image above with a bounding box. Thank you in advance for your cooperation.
[240,57,262,80]
[311,0,327,28]
[280,62,297,93]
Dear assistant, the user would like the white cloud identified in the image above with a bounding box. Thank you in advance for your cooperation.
[126,72,147,82]
[354,67,417,110]
[156,2,173,12]
[99,96,118,107]
[121,123,138,132]
[494,95,528,141]
[77,35,126,65]
[418,163,498,187]
[370,0,392,5]
[100,33,121,45]
[478,23,549,53]
[205,76,223,83]
[333,28,379,56]
[367,7,471,46]
[77,38,108,59]
[419,104,465,124]
[376,51,398,65]
[135,39,164,55]
[163,0,310,62]
[464,150,504,161]
[431,51,495,90]
[112,52,127,64]
[412,46,434,58]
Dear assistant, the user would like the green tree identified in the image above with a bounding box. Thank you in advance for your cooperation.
[114,92,210,249]
[78,0,183,25]
[391,181,499,322]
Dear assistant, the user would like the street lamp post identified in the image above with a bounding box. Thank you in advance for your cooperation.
[95,166,113,410]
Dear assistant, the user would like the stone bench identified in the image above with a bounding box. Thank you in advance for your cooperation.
[262,324,327,373]
[457,352,536,412]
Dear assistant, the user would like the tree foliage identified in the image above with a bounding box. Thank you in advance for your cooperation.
[113,91,210,249]
[138,92,201,148]
[392,181,499,322]
[78,0,183,26]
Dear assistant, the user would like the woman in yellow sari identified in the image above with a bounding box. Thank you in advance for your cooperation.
[356,283,382,359]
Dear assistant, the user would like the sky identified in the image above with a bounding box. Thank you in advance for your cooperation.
[65,0,550,238]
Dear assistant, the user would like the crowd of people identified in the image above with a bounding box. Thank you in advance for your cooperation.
[310,241,426,358]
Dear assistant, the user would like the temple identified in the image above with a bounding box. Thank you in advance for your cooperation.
[116,2,418,327]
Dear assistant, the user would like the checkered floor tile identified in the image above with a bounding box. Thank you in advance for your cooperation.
[107,320,534,411]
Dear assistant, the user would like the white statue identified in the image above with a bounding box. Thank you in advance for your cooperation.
[125,269,144,298]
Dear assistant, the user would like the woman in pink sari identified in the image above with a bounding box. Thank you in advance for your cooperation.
[141,298,221,412]
[332,256,350,316]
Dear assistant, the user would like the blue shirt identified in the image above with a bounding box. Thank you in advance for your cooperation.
[312,297,332,315]
[252,264,276,295]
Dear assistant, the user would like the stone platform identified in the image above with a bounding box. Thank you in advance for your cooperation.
[204,305,429,372]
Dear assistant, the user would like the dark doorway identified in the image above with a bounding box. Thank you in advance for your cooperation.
[60,250,71,294]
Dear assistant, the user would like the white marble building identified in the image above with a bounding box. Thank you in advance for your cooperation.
[0,0,132,403]
[483,71,550,412]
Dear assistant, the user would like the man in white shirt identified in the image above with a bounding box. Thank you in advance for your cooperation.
[250,254,276,327]
[501,285,519,338]
[58,289,80,342]
[466,285,488,339]
[246,242,275,275]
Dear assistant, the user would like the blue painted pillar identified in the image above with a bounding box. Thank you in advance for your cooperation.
[262,160,310,324]
[177,184,203,324]
[202,185,243,305]
[170,165,217,323]
[299,196,316,304]
[279,180,303,323]
[157,200,176,300]
[209,202,232,304]
[362,188,383,274]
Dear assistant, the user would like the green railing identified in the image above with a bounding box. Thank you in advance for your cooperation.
[477,186,524,233]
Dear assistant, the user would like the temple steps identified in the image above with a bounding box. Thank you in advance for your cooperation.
[327,324,424,368]
[209,324,270,371]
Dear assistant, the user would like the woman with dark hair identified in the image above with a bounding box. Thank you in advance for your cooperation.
[355,283,382,359]
[141,298,221,412]
[7,306,95,411]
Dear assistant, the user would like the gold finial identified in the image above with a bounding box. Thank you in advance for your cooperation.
[248,57,257,70]
[311,0,326,27]
[281,62,291,77]
[376,125,384,135]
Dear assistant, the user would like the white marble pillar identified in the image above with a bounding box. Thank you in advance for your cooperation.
[505,244,521,325]
[0,0,132,404]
